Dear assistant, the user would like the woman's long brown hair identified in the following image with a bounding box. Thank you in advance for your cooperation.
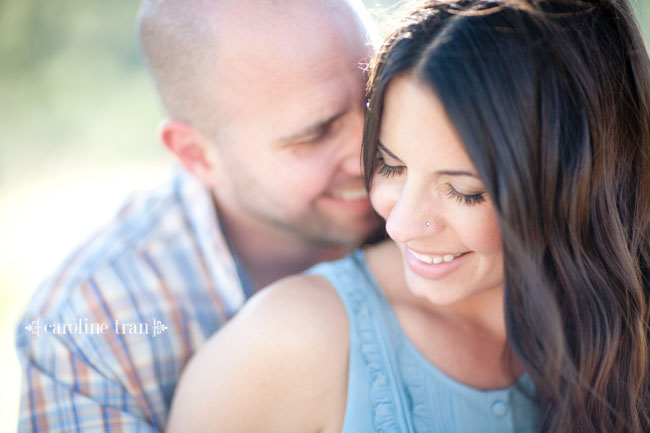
[363,1,650,431]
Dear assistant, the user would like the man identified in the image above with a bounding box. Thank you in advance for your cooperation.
[16,0,380,430]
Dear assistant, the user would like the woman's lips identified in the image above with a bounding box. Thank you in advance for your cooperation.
[405,248,471,280]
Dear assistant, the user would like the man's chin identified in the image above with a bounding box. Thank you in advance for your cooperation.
[318,194,373,217]
[300,218,382,248]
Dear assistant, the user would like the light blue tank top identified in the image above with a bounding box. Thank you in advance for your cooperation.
[306,250,540,433]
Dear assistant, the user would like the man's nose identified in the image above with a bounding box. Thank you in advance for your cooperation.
[338,109,365,176]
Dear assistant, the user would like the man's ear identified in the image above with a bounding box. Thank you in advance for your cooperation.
[159,119,221,188]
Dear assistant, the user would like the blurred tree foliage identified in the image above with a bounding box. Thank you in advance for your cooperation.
[0,1,141,77]
[0,0,163,186]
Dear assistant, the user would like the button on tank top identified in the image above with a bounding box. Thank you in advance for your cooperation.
[306,250,539,433]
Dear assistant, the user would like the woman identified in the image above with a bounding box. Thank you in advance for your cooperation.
[167,1,650,432]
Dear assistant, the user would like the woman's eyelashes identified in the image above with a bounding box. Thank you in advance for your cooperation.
[375,150,486,206]
[445,184,486,206]
[375,152,405,178]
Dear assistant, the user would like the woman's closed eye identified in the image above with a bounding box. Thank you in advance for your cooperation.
[375,152,405,178]
[445,183,486,206]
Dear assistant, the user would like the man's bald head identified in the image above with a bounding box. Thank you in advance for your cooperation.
[137,0,376,136]
[138,0,380,249]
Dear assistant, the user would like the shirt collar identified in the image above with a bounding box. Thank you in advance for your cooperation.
[173,165,249,313]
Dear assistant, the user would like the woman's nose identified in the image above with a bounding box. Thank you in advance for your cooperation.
[385,185,444,243]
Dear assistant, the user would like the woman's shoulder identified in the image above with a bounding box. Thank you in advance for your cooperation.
[250,272,349,325]
[236,272,351,363]
[167,273,349,433]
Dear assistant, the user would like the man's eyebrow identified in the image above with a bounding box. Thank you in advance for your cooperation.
[278,110,346,143]
[377,141,402,161]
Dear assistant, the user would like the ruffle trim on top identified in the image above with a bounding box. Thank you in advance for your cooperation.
[344,253,405,433]
[399,352,432,433]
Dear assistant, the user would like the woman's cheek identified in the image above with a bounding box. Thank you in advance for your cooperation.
[369,178,396,221]
[455,205,502,254]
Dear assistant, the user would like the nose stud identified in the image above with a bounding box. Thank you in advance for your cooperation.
[425,220,431,228]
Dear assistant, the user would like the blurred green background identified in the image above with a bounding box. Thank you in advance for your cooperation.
[0,0,648,431]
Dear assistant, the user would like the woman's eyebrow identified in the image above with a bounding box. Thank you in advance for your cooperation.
[435,170,480,179]
[377,141,403,162]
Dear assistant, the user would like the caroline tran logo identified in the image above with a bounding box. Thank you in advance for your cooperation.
[25,318,169,337]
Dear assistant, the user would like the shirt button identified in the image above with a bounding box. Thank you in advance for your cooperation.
[491,400,509,417]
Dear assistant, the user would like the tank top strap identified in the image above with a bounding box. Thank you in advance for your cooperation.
[306,250,415,433]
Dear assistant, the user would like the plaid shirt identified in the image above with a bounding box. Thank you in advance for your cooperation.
[16,167,249,432]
